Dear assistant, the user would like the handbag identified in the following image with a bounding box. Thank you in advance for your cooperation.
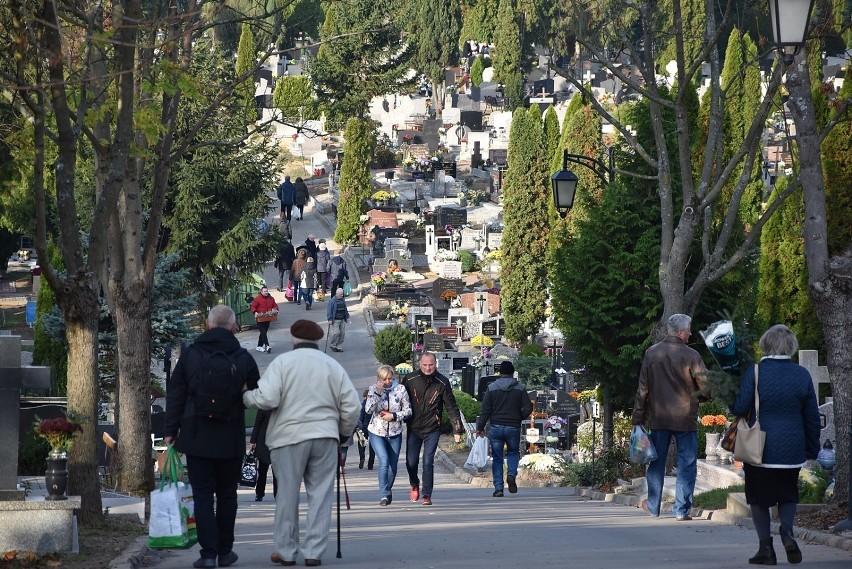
[284,283,295,302]
[720,418,738,452]
[733,364,766,465]
[240,449,258,487]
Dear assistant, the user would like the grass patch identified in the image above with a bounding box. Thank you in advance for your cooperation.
[693,484,745,510]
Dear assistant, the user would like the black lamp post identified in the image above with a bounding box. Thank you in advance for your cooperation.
[767,0,817,65]
[550,147,615,218]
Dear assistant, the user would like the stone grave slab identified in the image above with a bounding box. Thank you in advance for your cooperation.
[438,261,463,279]
[448,307,472,327]
[423,332,446,352]
[452,355,472,370]
[384,237,409,251]
[432,278,466,301]
[459,228,482,250]
[437,206,468,229]
[395,291,428,306]
[480,319,499,337]
[425,225,437,257]
[367,211,399,229]
[437,326,458,339]
[486,232,503,250]
[436,354,454,376]
[408,307,434,327]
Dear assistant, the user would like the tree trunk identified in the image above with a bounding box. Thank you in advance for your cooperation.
[786,47,851,503]
[114,282,155,496]
[60,285,104,524]
[432,75,444,115]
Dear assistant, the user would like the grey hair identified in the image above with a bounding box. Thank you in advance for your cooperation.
[666,314,692,335]
[376,364,395,381]
[208,305,236,330]
[759,324,799,357]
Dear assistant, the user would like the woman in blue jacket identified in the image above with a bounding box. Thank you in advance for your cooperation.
[730,324,820,565]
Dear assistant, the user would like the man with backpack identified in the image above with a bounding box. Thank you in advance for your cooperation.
[328,249,349,298]
[326,288,350,352]
[277,176,296,221]
[164,305,260,569]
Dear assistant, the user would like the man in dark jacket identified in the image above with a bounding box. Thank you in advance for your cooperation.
[328,250,348,298]
[250,409,277,501]
[401,352,464,506]
[475,361,532,497]
[632,313,707,521]
[326,288,350,352]
[302,234,318,261]
[164,305,260,569]
[277,176,296,221]
[294,176,310,220]
[274,239,296,292]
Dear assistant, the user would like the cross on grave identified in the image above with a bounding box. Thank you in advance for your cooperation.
[0,335,52,499]
[798,350,830,402]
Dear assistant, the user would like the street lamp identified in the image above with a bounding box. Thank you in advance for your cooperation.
[767,0,817,65]
[550,147,615,218]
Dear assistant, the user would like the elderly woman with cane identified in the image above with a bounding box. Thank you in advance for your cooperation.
[365,365,411,506]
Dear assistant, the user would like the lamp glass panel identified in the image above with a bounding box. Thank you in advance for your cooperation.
[770,0,814,45]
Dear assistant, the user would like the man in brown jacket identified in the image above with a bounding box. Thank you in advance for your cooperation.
[632,313,706,521]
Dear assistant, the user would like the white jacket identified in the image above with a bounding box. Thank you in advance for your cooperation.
[243,346,360,450]
[365,382,412,438]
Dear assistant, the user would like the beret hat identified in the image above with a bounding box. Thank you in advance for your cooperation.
[291,319,324,341]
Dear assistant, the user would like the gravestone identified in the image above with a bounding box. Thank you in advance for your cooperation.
[1,335,52,499]
[489,148,508,166]
[448,307,472,327]
[481,319,498,337]
[394,291,427,306]
[432,278,466,301]
[472,292,489,320]
[408,307,434,328]
[425,225,437,257]
[437,206,468,229]
[437,326,458,339]
[459,228,481,250]
[423,333,446,352]
[438,261,463,279]
[486,232,503,250]
[800,350,835,445]
[436,354,454,377]
[384,237,409,251]
[453,356,472,370]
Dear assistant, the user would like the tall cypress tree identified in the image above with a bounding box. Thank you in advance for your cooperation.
[235,23,257,126]
[501,107,551,343]
[412,0,461,114]
[823,76,852,256]
[491,0,521,86]
[334,119,375,244]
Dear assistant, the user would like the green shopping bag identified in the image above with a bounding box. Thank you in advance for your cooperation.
[148,446,197,549]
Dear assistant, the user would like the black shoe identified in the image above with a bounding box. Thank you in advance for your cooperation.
[306,304,311,310]
[379,497,389,506]
[493,490,504,497]
[193,558,216,569]
[359,459,365,469]
[218,551,238,567]
[780,525,802,564]
[507,475,517,494]
[255,495,263,501]
[749,539,777,565]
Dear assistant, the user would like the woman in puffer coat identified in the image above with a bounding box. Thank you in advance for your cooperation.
[365,365,412,506]
[315,240,331,295]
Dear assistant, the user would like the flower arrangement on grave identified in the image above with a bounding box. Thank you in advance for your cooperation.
[413,342,424,352]
[471,354,485,369]
[470,334,494,347]
[699,414,728,434]
[568,391,581,400]
[575,388,599,404]
[434,249,459,262]
[34,416,82,452]
[484,248,501,261]
[544,415,568,432]
[546,436,559,443]
[395,363,413,375]
[371,190,393,201]
[371,272,388,287]
[441,290,458,302]
[518,453,569,474]
[388,271,404,283]
[531,411,549,419]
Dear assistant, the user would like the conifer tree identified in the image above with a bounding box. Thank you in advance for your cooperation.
[235,23,257,126]
[501,107,551,343]
[543,105,560,160]
[459,0,498,44]
[412,0,461,114]
[334,119,375,244]
[492,0,521,86]
[822,76,852,256]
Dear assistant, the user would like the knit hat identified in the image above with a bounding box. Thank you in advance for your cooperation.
[498,361,515,375]
[290,319,324,341]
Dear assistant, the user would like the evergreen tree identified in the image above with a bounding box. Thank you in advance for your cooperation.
[235,23,257,126]
[310,0,414,126]
[822,76,852,256]
[656,0,705,72]
[470,56,485,87]
[491,0,521,86]
[543,105,560,160]
[755,178,823,351]
[550,93,585,174]
[273,75,318,120]
[459,0,498,44]
[501,107,550,343]
[411,0,461,114]
[334,119,375,244]
[32,245,67,394]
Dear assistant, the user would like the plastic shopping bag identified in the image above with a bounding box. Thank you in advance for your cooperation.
[149,446,197,549]
[342,279,352,297]
[629,425,658,464]
[285,283,295,302]
[240,449,258,487]
[464,436,489,472]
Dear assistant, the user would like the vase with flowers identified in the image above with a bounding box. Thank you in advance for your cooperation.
[699,414,727,460]
[34,416,82,500]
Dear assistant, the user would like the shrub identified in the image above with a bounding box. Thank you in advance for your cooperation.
[457,249,477,272]
[519,343,545,356]
[515,355,551,388]
[18,430,49,475]
[442,389,481,435]
[374,324,412,366]
[470,56,485,87]
[799,467,829,504]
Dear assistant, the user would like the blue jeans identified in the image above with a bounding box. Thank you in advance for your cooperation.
[645,429,697,517]
[369,434,402,499]
[299,287,314,305]
[406,429,440,497]
[489,425,521,491]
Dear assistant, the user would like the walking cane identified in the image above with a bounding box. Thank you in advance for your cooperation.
[325,321,332,353]
[336,449,342,558]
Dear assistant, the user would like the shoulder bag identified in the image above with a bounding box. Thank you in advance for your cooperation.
[732,363,766,465]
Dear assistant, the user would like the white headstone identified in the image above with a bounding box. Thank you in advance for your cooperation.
[425,225,437,257]
[459,228,480,251]
[408,306,434,326]
[798,350,831,402]
[439,261,463,279]
[385,237,409,251]
[473,292,489,320]
[448,307,473,327]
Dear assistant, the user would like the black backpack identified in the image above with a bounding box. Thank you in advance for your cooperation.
[190,346,245,421]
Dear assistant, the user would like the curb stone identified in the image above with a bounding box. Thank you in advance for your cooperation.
[109,536,152,569]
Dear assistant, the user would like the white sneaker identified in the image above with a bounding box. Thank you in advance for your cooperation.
[255,346,265,352]
[266,345,272,353]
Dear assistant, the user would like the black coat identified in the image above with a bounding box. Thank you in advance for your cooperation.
[164,327,260,459]
[401,370,464,436]
[250,409,272,464]
[275,242,296,272]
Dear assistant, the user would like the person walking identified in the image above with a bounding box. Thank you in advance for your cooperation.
[475,361,532,497]
[250,286,278,353]
[401,352,464,506]
[302,234,318,261]
[326,288,349,352]
[315,240,331,295]
[298,257,318,310]
[163,305,259,569]
[242,319,360,568]
[730,324,820,565]
[289,249,307,302]
[277,176,296,221]
[328,249,349,298]
[294,176,309,220]
[250,409,277,501]
[366,365,412,506]
[274,239,296,293]
[632,313,707,521]
[357,389,376,470]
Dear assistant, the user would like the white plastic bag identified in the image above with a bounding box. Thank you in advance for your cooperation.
[149,446,196,549]
[464,436,489,471]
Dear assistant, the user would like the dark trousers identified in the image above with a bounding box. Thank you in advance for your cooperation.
[405,429,441,498]
[317,272,328,293]
[281,204,293,220]
[256,460,278,499]
[257,320,270,347]
[296,204,304,219]
[330,279,345,298]
[186,455,241,560]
